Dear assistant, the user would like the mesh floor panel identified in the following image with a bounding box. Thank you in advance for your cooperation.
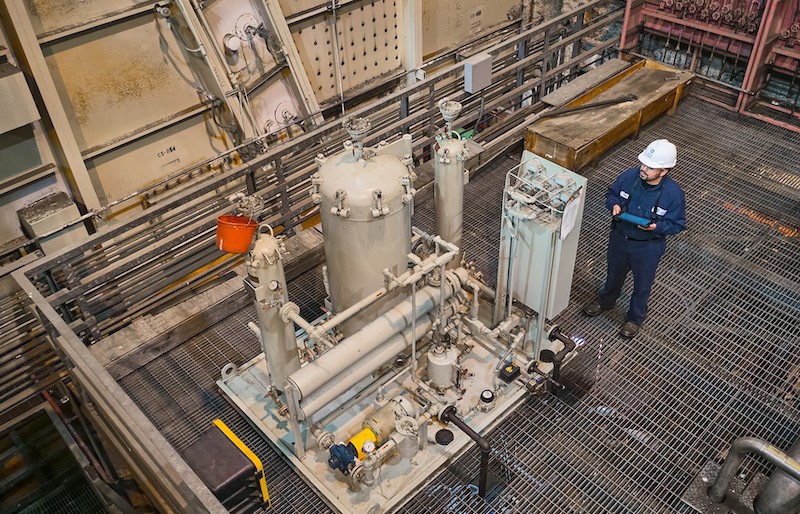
[119,96,800,513]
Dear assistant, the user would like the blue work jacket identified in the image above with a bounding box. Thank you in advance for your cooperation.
[605,167,686,240]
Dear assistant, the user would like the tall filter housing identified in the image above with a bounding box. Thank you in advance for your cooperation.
[310,123,415,336]
[244,227,300,391]
[433,99,468,268]
[433,135,468,267]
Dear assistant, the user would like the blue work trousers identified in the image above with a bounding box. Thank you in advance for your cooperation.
[598,229,666,324]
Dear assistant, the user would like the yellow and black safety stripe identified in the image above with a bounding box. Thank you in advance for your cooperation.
[212,419,270,507]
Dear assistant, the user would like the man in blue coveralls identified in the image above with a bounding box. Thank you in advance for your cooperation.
[583,139,686,338]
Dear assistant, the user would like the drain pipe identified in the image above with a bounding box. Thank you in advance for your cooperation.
[439,406,490,498]
[709,437,800,504]
[538,326,575,390]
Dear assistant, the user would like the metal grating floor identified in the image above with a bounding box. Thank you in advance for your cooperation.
[119,96,800,513]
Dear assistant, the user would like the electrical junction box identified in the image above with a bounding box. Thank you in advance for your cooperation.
[499,362,521,383]
[0,62,39,134]
[18,192,89,256]
[463,53,492,93]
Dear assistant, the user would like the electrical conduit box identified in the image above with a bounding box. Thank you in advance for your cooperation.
[0,63,40,134]
[463,53,492,94]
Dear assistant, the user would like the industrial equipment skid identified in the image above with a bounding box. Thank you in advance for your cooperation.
[218,337,531,514]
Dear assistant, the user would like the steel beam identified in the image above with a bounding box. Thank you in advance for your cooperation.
[0,0,102,211]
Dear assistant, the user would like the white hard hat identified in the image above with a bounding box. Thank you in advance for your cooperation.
[638,139,677,169]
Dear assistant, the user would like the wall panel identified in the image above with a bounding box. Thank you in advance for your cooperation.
[85,114,227,207]
[42,15,207,153]
[421,0,521,57]
[24,0,152,36]
[291,0,401,104]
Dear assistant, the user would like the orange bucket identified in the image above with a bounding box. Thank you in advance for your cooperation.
[216,215,257,253]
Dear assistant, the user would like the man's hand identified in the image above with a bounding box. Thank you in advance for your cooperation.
[612,205,622,216]
[638,223,656,231]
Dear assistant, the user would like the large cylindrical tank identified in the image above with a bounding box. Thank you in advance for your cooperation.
[313,136,414,336]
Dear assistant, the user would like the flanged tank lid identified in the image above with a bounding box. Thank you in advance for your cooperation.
[480,389,495,403]
[435,429,454,445]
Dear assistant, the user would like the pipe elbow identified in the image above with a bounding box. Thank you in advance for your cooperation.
[549,327,576,361]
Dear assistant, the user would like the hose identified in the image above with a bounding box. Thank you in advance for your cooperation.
[168,16,202,54]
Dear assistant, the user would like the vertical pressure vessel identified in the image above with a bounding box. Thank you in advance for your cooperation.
[245,227,300,391]
[311,132,415,336]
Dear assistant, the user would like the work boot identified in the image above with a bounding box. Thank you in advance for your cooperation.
[583,301,608,317]
[619,321,641,338]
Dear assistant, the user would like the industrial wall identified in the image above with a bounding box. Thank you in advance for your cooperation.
[0,0,546,257]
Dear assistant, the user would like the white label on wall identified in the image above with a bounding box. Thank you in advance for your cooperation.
[470,5,484,33]
[153,144,184,177]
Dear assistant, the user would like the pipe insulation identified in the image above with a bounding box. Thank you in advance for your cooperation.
[286,279,458,420]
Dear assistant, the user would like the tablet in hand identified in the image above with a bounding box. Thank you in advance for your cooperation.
[616,212,653,226]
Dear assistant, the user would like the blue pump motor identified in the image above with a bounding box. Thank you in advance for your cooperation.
[328,443,357,474]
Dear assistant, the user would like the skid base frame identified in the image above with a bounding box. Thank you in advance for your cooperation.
[218,338,531,514]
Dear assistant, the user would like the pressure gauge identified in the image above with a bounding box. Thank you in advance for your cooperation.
[362,440,376,454]
[268,280,279,291]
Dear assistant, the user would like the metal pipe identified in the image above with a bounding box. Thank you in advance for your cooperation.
[42,390,114,485]
[315,233,458,336]
[316,367,403,429]
[537,94,637,118]
[546,326,576,385]
[505,217,517,322]
[284,308,332,347]
[470,282,480,319]
[440,406,491,498]
[284,383,306,458]
[411,278,418,378]
[709,437,800,503]
[754,439,800,514]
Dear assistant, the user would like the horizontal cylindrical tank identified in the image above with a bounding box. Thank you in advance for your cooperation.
[312,136,414,336]
[286,280,457,420]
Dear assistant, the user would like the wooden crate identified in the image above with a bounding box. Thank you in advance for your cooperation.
[525,59,693,171]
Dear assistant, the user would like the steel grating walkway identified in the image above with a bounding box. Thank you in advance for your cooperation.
[119,96,800,513]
